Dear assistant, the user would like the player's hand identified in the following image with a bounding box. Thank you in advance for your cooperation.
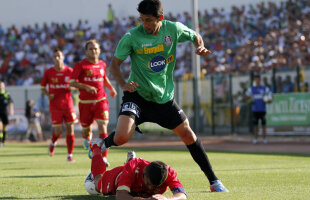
[86,86,98,94]
[149,194,168,200]
[195,46,212,56]
[48,94,54,100]
[110,88,117,98]
[121,81,139,92]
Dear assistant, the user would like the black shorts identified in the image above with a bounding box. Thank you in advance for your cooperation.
[0,112,9,125]
[252,112,266,126]
[119,92,187,130]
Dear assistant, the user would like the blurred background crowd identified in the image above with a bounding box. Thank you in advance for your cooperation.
[0,0,309,92]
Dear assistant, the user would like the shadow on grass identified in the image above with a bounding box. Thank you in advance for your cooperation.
[219,166,310,172]
[0,195,114,200]
[0,150,88,157]
[52,195,115,200]
[2,174,80,179]
[2,167,27,170]
[0,198,40,200]
[114,147,310,158]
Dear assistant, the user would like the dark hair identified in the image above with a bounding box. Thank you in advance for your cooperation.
[25,100,34,119]
[145,161,168,186]
[85,39,100,50]
[53,48,62,53]
[254,74,261,79]
[137,0,163,18]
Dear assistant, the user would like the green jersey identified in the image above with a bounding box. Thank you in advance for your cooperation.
[114,20,196,104]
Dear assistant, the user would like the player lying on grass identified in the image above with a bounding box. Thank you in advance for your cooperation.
[85,143,187,199]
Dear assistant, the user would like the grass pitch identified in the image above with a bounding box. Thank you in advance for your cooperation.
[0,143,309,200]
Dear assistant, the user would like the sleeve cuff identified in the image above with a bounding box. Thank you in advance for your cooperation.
[116,185,131,193]
[172,187,187,196]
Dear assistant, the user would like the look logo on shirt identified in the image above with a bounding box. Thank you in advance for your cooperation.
[148,55,166,72]
[148,55,174,73]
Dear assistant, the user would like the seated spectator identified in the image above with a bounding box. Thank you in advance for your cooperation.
[282,75,294,93]
[0,0,309,85]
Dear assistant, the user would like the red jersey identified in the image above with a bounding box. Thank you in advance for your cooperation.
[41,66,74,112]
[98,158,184,197]
[71,59,107,101]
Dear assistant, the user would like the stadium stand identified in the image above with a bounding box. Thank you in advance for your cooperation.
[0,0,309,94]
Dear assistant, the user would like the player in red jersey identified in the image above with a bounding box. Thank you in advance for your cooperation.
[85,145,187,199]
[41,49,77,162]
[69,39,117,166]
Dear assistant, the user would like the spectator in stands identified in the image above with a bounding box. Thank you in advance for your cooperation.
[282,75,294,93]
[0,0,309,85]
[263,77,271,89]
[237,82,250,126]
[24,99,43,141]
[302,82,309,92]
[107,4,115,27]
[276,76,283,93]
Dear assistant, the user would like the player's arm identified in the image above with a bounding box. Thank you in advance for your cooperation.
[109,56,138,92]
[41,86,54,100]
[69,79,98,94]
[8,98,14,116]
[104,76,117,98]
[70,62,97,94]
[193,32,211,57]
[151,192,187,200]
[244,87,253,101]
[68,85,77,91]
[116,190,186,200]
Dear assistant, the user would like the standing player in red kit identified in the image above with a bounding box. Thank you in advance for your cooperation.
[41,49,77,162]
[69,40,117,166]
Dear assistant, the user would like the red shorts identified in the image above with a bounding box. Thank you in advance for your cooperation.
[51,110,77,126]
[79,98,109,128]
[98,166,124,194]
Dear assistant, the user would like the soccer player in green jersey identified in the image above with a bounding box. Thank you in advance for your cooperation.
[92,0,228,192]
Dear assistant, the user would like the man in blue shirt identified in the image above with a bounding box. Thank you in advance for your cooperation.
[246,75,273,144]
[282,75,294,93]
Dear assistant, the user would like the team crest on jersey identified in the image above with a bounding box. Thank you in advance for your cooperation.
[86,70,93,76]
[164,35,172,46]
[51,78,58,83]
[65,76,70,82]
[100,69,104,76]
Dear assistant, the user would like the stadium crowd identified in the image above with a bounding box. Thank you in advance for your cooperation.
[0,0,309,88]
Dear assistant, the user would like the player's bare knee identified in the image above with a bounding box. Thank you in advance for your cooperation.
[82,128,91,138]
[102,120,109,126]
[181,129,196,145]
[114,135,130,145]
[65,124,74,135]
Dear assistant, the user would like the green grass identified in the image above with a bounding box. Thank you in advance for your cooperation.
[0,144,309,200]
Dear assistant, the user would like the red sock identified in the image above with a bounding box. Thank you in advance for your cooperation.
[66,134,75,154]
[91,147,106,177]
[51,131,62,144]
[100,133,109,158]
